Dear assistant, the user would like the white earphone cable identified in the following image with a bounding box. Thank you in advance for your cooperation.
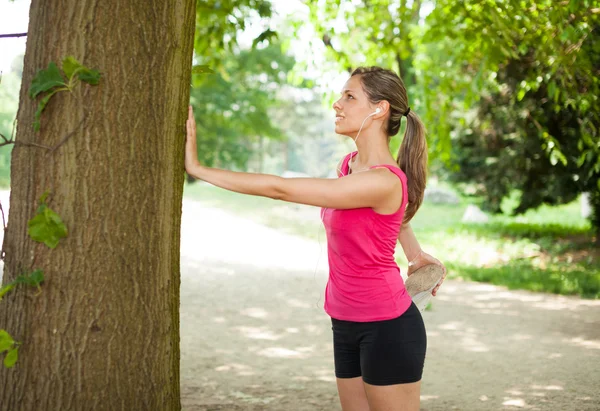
[339,110,378,175]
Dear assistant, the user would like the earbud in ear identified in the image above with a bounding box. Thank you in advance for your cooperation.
[375,108,381,114]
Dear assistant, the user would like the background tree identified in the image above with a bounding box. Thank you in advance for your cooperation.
[303,0,599,238]
[305,0,423,82]
[300,0,454,162]
[0,0,196,408]
[190,43,294,171]
[421,1,600,239]
[194,0,278,70]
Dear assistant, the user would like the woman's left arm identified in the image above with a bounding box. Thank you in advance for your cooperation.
[398,223,447,296]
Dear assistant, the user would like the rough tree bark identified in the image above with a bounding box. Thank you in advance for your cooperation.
[0,0,196,409]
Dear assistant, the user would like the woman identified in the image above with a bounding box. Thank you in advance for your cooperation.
[185,66,446,411]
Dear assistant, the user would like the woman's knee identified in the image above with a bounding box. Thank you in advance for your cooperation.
[364,380,421,411]
[337,377,371,411]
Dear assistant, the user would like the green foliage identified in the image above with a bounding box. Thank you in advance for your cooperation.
[32,90,62,132]
[190,42,296,169]
[0,330,14,352]
[438,20,599,236]
[188,1,310,170]
[304,0,422,75]
[4,347,18,368]
[0,270,45,302]
[411,1,600,234]
[448,69,597,214]
[12,270,45,290]
[453,260,600,299]
[0,330,19,369]
[191,65,215,75]
[29,56,101,131]
[28,62,66,99]
[304,1,599,227]
[194,0,275,70]
[421,0,600,162]
[27,191,67,248]
[62,56,101,85]
[252,29,278,48]
[0,284,15,301]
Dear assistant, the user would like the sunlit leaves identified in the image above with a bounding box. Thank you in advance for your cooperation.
[190,42,295,169]
[419,0,599,172]
[4,347,18,368]
[62,56,101,86]
[194,0,277,69]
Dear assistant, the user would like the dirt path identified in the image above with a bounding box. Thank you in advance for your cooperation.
[1,192,598,410]
[179,198,600,411]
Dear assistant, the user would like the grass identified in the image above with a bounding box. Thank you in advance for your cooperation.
[183,182,600,299]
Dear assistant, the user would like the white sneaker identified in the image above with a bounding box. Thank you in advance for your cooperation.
[404,264,444,312]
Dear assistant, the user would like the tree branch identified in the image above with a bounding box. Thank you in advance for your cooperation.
[0,32,27,39]
[0,116,85,152]
[322,34,353,73]
[49,118,85,153]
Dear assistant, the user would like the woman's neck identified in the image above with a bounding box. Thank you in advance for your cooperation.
[349,135,396,173]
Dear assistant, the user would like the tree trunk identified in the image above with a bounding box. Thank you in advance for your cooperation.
[0,0,196,409]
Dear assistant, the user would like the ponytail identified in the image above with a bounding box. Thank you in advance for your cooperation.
[396,110,428,224]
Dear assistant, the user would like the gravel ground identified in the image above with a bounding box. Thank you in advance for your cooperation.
[179,199,600,411]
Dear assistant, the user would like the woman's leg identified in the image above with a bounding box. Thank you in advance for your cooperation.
[332,318,369,410]
[363,380,421,411]
[336,377,371,411]
[359,303,427,411]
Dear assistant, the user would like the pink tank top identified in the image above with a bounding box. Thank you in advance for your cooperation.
[320,152,412,322]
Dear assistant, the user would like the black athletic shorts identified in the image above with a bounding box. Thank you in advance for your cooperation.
[331,302,427,386]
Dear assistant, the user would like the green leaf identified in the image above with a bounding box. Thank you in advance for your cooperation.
[27,206,68,249]
[577,151,588,168]
[78,68,101,85]
[38,190,50,206]
[28,270,44,287]
[252,29,278,48]
[11,275,27,285]
[29,62,66,99]
[547,81,556,100]
[33,89,62,132]
[0,284,15,301]
[63,56,101,85]
[192,65,215,74]
[4,347,18,368]
[62,56,83,81]
[0,330,15,353]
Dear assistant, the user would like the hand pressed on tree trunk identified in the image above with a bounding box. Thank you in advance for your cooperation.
[185,105,201,173]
